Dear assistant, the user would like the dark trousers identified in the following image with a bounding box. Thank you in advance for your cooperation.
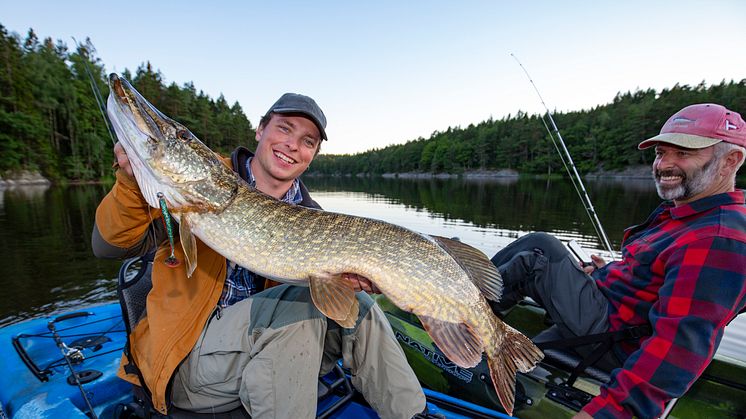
[490,233,622,368]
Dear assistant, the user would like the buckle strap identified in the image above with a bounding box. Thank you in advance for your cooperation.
[536,324,652,385]
[536,324,652,351]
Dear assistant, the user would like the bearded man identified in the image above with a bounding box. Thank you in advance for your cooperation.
[488,103,746,419]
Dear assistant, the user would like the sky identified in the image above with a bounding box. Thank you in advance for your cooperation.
[3,1,746,155]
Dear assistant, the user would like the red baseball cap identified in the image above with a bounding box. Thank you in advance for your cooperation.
[638,103,746,149]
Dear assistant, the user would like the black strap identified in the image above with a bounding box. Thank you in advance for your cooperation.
[536,324,651,351]
[536,324,652,385]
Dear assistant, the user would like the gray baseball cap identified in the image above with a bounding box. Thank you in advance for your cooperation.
[264,93,327,141]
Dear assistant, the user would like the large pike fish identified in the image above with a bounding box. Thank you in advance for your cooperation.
[106,73,543,415]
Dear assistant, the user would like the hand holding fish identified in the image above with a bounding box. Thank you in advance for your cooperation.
[113,142,134,177]
[342,273,381,294]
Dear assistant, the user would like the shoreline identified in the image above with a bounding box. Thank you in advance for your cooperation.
[6,165,743,185]
[308,165,654,180]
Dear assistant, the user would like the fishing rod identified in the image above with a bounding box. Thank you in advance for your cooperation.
[71,37,116,145]
[48,313,99,419]
[510,53,616,259]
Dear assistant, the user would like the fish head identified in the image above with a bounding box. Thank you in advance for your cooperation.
[107,73,234,209]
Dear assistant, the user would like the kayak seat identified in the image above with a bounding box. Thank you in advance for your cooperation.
[116,255,356,419]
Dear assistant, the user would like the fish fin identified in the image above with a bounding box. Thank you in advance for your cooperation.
[486,323,544,416]
[430,235,503,302]
[418,315,483,368]
[179,214,198,278]
[309,273,359,328]
[337,295,360,329]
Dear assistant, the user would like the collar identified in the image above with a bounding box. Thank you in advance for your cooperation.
[669,190,745,219]
[245,157,302,205]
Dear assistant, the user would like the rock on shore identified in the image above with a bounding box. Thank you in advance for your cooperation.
[0,171,52,187]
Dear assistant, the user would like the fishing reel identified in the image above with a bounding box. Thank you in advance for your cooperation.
[61,342,85,364]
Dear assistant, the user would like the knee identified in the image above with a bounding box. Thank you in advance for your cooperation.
[517,232,566,256]
[524,231,560,247]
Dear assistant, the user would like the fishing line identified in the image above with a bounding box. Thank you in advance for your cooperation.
[71,37,116,145]
[48,319,99,419]
[71,40,160,229]
[510,53,616,259]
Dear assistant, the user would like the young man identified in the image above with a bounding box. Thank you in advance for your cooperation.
[490,103,746,418]
[93,93,428,418]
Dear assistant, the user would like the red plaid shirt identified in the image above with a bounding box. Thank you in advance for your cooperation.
[584,190,746,419]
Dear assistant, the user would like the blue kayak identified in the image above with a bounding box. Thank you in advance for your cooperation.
[0,302,511,418]
[3,301,746,418]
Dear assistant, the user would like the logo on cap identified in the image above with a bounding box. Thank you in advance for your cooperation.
[672,116,695,125]
[725,120,739,131]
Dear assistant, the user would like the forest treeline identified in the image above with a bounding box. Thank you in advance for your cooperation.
[0,25,255,181]
[1,23,744,182]
[310,80,746,176]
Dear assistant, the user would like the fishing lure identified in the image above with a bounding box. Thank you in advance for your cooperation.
[157,192,180,267]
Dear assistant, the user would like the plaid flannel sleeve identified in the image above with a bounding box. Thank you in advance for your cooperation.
[583,235,746,419]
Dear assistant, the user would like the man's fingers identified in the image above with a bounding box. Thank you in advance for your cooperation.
[581,254,607,274]
[591,254,606,268]
[341,273,380,294]
[113,142,134,177]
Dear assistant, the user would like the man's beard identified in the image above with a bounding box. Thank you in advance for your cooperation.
[654,155,721,201]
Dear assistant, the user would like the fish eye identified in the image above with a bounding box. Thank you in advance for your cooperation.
[177,129,191,141]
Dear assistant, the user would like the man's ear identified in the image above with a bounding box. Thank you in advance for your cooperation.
[255,124,264,142]
[723,149,744,174]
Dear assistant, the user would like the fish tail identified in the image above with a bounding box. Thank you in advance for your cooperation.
[486,325,544,416]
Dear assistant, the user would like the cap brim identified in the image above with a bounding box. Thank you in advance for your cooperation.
[638,133,722,150]
[271,107,327,141]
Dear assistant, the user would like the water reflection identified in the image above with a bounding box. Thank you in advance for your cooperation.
[0,177,702,325]
[0,185,121,326]
[304,176,661,250]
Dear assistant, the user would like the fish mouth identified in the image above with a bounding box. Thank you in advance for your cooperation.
[108,73,174,142]
[106,73,181,209]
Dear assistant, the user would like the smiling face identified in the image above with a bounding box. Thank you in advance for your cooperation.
[652,143,729,205]
[251,113,321,198]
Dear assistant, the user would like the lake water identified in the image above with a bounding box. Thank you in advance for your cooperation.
[0,176,743,362]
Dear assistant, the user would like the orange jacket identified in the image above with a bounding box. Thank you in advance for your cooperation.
[96,168,226,414]
[95,150,319,414]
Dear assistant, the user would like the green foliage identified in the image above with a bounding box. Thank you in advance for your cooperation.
[0,24,255,181]
[2,22,744,181]
[311,81,746,176]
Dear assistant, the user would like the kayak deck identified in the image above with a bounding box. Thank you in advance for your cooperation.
[0,303,511,418]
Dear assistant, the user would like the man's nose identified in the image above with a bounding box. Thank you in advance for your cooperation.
[283,136,299,150]
[655,154,674,170]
